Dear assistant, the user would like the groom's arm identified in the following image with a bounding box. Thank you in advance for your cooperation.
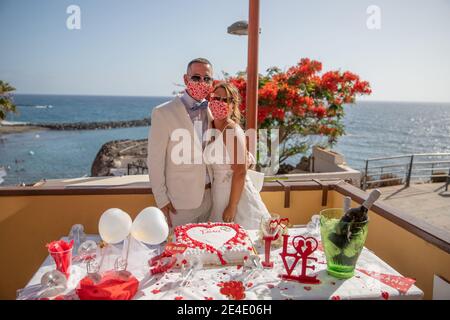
[148,107,170,209]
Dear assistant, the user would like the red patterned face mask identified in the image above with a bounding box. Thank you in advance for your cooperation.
[209,100,229,120]
[186,81,212,101]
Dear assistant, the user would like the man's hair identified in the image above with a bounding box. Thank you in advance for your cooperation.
[186,58,212,74]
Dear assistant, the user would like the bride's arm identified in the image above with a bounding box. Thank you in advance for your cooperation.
[222,126,247,223]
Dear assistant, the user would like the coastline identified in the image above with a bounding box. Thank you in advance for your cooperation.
[0,117,151,135]
[0,124,47,135]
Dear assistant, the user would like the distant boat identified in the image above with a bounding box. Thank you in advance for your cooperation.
[16,104,53,109]
[34,105,53,109]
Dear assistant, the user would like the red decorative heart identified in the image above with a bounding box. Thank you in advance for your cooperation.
[291,235,318,256]
[269,218,289,230]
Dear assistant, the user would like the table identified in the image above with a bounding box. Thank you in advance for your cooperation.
[19,228,423,300]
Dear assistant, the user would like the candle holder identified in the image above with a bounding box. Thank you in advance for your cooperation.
[47,240,73,279]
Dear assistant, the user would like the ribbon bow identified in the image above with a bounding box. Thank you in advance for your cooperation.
[191,100,208,111]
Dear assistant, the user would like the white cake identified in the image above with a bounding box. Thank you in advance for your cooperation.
[173,222,255,266]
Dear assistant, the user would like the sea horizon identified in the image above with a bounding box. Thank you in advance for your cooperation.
[10,93,450,105]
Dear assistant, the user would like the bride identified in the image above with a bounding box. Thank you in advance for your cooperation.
[204,81,271,229]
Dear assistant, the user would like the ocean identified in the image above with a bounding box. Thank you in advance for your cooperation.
[1,94,450,186]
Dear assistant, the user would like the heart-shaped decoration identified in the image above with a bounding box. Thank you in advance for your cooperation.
[268,218,289,232]
[186,225,237,249]
[269,220,279,230]
[292,236,318,256]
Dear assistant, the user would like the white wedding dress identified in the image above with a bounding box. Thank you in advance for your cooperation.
[204,125,271,229]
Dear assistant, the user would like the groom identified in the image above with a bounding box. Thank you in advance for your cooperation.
[147,58,214,227]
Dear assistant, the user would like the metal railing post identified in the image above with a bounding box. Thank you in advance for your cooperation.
[363,160,369,190]
[431,163,434,180]
[405,155,414,187]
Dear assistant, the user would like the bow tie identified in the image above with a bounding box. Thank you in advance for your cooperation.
[191,100,208,111]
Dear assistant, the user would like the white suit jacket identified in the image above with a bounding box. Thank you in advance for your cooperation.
[147,96,213,210]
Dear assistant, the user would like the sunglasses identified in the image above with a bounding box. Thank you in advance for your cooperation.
[210,96,231,103]
[190,75,213,83]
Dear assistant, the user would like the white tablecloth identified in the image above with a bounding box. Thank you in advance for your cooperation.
[20,228,423,300]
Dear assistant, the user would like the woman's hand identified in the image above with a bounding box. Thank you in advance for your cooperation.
[222,205,237,223]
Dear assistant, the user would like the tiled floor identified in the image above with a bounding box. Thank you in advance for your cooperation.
[378,182,450,233]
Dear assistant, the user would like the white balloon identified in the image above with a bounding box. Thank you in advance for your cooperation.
[131,207,169,245]
[98,208,132,244]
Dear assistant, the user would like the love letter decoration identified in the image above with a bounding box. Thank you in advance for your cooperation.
[279,234,321,284]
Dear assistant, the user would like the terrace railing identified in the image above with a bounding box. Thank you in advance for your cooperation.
[361,153,450,190]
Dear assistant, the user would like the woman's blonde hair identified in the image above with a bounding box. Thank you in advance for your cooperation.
[212,81,242,124]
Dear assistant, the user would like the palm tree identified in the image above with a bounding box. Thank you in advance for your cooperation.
[0,80,17,120]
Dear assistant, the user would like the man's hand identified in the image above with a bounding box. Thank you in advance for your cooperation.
[160,202,177,227]
[222,205,237,223]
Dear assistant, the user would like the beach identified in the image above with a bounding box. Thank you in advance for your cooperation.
[0,121,47,137]
[0,124,47,135]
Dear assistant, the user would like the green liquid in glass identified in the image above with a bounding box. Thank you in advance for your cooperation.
[320,209,368,279]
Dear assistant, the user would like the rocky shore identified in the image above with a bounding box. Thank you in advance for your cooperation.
[36,118,151,130]
[91,139,148,176]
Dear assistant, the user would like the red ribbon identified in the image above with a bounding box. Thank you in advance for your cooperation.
[148,252,177,275]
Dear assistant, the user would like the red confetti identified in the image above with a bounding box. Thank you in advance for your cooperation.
[218,281,246,300]
[236,265,242,270]
[381,291,390,300]
[304,286,312,291]
[331,295,341,300]
[246,282,253,288]
[174,296,184,300]
[204,297,214,300]
[151,289,161,294]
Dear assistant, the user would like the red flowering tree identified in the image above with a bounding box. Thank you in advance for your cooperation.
[226,58,371,165]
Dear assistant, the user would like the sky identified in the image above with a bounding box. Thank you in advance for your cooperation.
[0,0,449,102]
